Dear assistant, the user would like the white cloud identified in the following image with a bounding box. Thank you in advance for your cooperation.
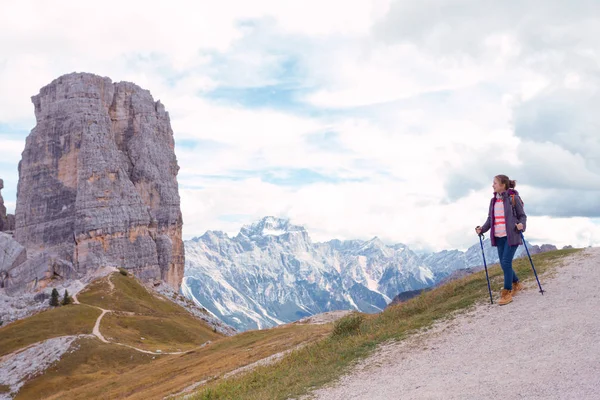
[0,139,27,164]
[524,216,600,249]
[180,177,600,252]
[1,0,599,252]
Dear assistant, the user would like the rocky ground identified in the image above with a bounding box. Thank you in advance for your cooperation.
[0,267,115,327]
[0,335,90,399]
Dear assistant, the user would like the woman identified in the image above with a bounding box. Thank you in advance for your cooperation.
[476,175,527,305]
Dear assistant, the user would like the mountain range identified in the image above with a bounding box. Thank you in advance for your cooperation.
[183,217,536,331]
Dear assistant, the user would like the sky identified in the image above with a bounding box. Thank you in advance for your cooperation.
[1,0,599,252]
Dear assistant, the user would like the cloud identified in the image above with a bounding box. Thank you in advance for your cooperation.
[513,87,600,174]
[516,141,600,191]
[374,0,600,57]
[1,0,600,251]
[524,188,600,218]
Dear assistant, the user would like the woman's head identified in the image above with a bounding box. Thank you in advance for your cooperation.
[493,174,516,193]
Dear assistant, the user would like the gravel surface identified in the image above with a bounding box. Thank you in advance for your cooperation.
[0,335,89,399]
[308,247,600,400]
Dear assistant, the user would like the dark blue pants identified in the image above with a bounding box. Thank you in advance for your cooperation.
[495,236,519,290]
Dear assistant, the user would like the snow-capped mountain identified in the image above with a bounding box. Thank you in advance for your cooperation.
[183,217,525,331]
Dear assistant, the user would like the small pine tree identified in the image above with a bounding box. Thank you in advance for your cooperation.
[49,288,60,307]
[62,290,72,306]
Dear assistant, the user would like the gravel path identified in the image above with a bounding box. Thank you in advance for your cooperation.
[308,247,600,400]
[92,308,111,343]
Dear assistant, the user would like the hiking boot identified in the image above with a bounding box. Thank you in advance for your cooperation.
[498,289,513,306]
[512,281,523,295]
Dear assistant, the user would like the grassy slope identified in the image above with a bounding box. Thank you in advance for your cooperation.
[188,248,582,400]
[0,304,100,357]
[78,273,222,351]
[15,338,155,400]
[16,324,330,400]
[10,272,331,399]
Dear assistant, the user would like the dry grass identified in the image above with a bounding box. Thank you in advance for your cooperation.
[9,271,331,399]
[0,304,100,357]
[78,273,187,315]
[16,338,155,400]
[188,248,582,400]
[16,324,330,400]
[101,312,219,352]
[78,273,223,351]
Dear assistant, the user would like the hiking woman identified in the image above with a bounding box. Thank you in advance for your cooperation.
[475,175,527,305]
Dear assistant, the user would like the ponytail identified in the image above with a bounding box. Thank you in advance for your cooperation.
[494,174,516,191]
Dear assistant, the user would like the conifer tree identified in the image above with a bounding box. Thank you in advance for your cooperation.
[62,289,72,305]
[49,288,60,307]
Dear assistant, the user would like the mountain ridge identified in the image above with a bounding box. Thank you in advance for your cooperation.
[183,216,557,331]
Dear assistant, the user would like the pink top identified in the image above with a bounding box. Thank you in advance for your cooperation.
[494,197,507,237]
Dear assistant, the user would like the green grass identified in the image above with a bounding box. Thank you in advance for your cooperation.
[0,304,100,357]
[77,273,186,315]
[188,248,582,400]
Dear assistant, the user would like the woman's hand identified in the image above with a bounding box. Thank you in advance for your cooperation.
[475,226,482,235]
[516,223,524,231]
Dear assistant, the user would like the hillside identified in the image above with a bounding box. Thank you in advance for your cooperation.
[0,272,331,399]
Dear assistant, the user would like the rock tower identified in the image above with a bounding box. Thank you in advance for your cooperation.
[13,72,184,289]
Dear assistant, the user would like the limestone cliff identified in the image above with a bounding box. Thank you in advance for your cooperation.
[13,72,184,289]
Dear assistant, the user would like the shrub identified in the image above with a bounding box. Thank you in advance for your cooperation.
[119,267,128,276]
[332,312,364,337]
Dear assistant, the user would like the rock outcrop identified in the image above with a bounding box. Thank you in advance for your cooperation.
[0,179,15,232]
[528,244,559,255]
[0,233,27,288]
[11,72,184,291]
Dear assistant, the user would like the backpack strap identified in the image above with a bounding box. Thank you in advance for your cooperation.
[509,193,524,217]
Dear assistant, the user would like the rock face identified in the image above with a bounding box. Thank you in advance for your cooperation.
[12,72,184,290]
[0,233,27,288]
[0,179,15,232]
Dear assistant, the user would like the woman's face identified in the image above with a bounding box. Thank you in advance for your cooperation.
[493,178,505,193]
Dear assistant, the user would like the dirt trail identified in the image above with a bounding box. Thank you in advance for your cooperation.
[91,308,110,343]
[86,275,184,355]
[308,248,600,400]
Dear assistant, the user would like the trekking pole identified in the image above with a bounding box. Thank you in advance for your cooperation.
[477,230,494,304]
[520,231,545,294]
